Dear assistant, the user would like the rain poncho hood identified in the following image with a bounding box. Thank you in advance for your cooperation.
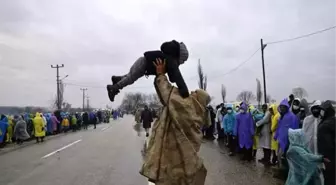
[275,99,299,152]
[240,102,248,112]
[140,75,209,185]
[251,108,264,122]
[285,129,323,185]
[270,104,279,114]
[248,104,255,113]
[279,98,291,113]
[291,98,301,109]
[320,100,336,119]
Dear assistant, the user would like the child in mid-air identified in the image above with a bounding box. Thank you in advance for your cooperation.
[107,40,190,102]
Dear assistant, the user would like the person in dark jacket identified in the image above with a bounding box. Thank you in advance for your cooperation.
[288,94,295,107]
[205,106,216,140]
[82,112,89,130]
[141,105,153,137]
[317,100,335,185]
[107,40,189,102]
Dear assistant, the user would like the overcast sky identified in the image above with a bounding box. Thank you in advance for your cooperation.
[0,0,335,109]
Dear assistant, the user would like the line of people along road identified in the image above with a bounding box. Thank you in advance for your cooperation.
[0,109,122,147]
[202,95,335,185]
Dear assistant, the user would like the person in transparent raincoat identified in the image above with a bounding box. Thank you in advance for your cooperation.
[285,129,329,185]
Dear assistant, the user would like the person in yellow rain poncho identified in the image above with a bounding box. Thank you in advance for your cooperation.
[62,116,70,133]
[71,115,77,132]
[33,113,46,143]
[270,104,280,165]
[6,116,14,143]
[140,59,211,185]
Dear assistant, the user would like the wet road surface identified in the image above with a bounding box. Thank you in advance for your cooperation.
[0,116,283,185]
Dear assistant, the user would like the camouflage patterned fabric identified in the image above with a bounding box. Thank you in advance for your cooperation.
[140,75,210,185]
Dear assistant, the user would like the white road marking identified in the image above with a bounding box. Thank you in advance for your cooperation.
[101,126,111,131]
[41,139,82,159]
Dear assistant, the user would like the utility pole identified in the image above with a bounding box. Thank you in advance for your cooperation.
[260,39,268,104]
[51,64,64,110]
[80,88,88,111]
[86,96,90,111]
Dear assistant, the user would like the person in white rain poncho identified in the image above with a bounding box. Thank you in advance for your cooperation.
[302,100,324,184]
[256,104,272,165]
[302,100,322,154]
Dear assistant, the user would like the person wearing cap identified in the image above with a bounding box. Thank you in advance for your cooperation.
[140,58,210,185]
[107,40,189,102]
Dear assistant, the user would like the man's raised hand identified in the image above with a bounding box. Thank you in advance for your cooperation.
[153,58,166,75]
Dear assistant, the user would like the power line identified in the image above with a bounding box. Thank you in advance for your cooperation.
[209,47,261,79]
[266,26,336,45]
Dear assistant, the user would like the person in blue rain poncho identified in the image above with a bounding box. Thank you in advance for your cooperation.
[223,105,236,156]
[274,98,299,179]
[89,112,97,129]
[234,102,255,161]
[0,115,9,148]
[285,129,328,185]
[45,113,53,135]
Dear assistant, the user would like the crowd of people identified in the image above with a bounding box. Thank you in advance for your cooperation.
[0,109,122,147]
[202,94,335,185]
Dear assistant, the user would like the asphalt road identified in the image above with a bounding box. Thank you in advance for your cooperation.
[0,116,282,185]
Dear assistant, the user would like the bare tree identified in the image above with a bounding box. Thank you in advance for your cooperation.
[292,87,308,99]
[256,78,262,107]
[266,94,276,104]
[62,102,72,112]
[197,59,207,90]
[119,92,162,113]
[266,94,271,104]
[148,93,161,109]
[236,91,255,104]
[221,84,226,103]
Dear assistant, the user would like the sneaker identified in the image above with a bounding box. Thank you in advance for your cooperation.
[111,76,122,85]
[106,85,120,102]
[229,152,234,156]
